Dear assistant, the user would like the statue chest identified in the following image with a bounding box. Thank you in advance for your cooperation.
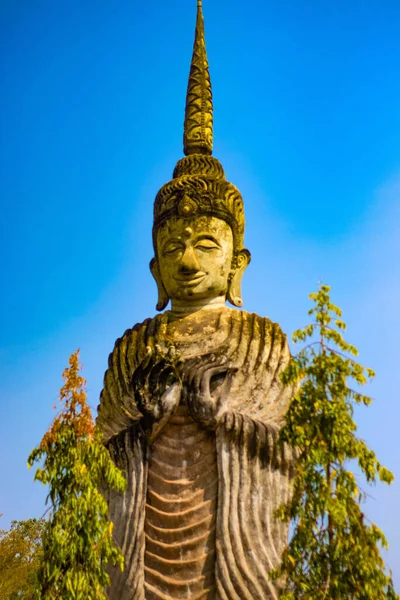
[144,404,218,599]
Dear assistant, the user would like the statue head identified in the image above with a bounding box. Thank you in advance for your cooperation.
[151,213,250,311]
[150,155,250,311]
[149,0,250,312]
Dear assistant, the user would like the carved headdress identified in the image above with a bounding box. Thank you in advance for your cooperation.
[153,0,245,252]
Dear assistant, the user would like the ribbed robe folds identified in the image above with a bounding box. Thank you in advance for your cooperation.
[98,308,296,600]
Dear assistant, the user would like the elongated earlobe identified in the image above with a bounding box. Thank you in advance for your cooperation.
[227,249,251,307]
[150,258,170,311]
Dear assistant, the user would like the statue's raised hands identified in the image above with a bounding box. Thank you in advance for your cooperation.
[132,344,181,441]
[181,352,237,429]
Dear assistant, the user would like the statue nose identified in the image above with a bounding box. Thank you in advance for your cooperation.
[179,247,200,273]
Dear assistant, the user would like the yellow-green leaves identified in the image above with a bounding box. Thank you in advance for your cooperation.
[28,351,126,600]
[271,284,398,599]
[0,518,45,599]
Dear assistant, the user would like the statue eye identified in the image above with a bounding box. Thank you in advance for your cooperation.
[195,239,219,251]
[163,242,184,256]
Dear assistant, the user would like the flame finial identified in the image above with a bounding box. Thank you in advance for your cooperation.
[183,0,213,156]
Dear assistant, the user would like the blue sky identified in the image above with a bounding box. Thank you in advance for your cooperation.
[1,0,399,583]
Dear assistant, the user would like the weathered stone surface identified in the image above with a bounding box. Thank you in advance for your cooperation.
[97,2,296,597]
[144,404,217,597]
[99,309,295,599]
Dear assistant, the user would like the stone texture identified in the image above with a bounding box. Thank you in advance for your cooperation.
[97,2,296,597]
[144,404,217,597]
[99,309,296,599]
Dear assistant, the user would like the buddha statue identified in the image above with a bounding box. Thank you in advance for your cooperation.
[97,2,295,598]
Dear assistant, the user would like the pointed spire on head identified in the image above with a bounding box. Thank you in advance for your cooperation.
[183,0,213,156]
[153,0,249,285]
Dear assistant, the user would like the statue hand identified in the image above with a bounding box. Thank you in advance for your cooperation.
[133,345,181,440]
[182,354,237,429]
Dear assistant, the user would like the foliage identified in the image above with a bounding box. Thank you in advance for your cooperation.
[0,518,45,599]
[271,284,398,599]
[28,351,126,599]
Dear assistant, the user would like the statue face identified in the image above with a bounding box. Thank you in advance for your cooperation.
[156,216,234,306]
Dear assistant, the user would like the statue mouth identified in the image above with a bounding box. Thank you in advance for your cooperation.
[174,273,207,286]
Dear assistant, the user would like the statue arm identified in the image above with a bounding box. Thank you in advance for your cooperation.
[223,326,297,468]
[97,327,144,443]
[97,322,181,443]
[230,318,296,426]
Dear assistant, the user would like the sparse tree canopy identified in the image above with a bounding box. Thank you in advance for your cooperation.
[0,517,45,600]
[271,284,398,599]
[28,351,126,600]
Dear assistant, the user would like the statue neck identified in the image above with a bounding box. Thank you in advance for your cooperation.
[170,296,227,317]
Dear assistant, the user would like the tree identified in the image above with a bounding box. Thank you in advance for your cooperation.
[0,518,45,599]
[28,351,126,599]
[271,284,398,599]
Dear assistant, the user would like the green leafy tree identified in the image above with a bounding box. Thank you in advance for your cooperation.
[271,284,397,599]
[28,351,126,599]
[0,518,45,599]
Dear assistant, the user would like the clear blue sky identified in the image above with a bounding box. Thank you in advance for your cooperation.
[1,0,399,583]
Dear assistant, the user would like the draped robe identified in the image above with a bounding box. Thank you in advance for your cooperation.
[97,307,296,599]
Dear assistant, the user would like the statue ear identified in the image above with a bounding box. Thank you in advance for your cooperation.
[150,258,170,311]
[227,249,251,307]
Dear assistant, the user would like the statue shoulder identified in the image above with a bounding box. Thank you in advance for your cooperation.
[237,309,290,350]
[109,317,154,360]
[226,309,293,424]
